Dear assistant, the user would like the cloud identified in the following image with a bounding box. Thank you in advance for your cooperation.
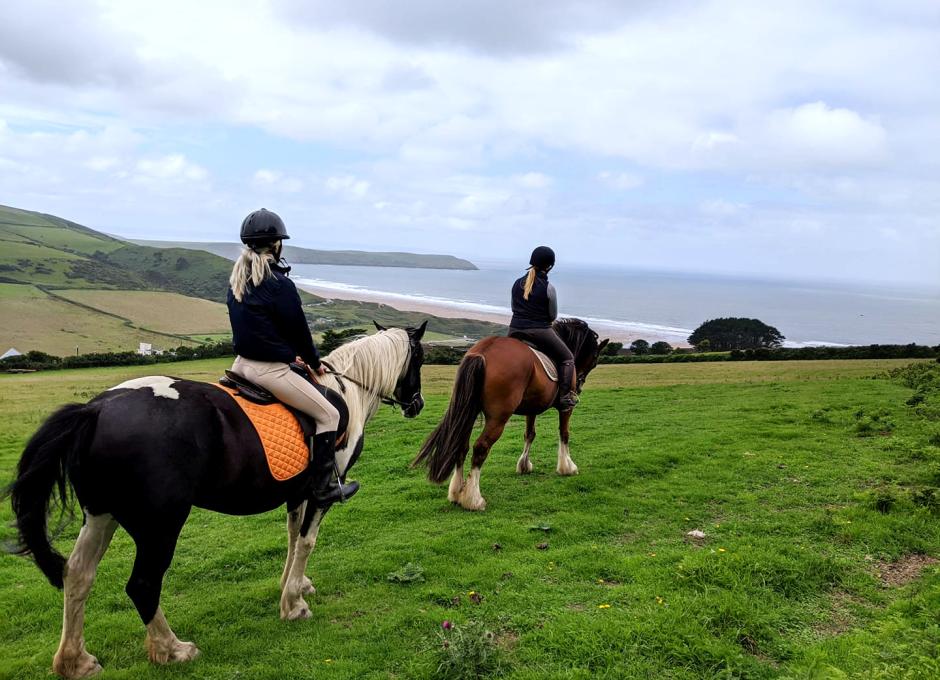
[764,102,888,168]
[253,169,304,192]
[276,0,670,55]
[136,154,208,182]
[514,172,553,189]
[597,171,643,190]
[1,0,939,284]
[325,175,370,199]
[0,0,142,85]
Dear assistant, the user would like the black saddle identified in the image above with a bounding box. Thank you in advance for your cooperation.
[219,363,349,442]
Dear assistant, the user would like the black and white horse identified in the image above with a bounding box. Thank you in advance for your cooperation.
[6,323,426,679]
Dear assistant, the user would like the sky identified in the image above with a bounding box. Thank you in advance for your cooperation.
[1,0,938,287]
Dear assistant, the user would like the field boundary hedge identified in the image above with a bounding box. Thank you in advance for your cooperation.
[598,343,939,364]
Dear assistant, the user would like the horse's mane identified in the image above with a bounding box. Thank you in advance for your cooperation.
[552,318,599,362]
[319,329,411,432]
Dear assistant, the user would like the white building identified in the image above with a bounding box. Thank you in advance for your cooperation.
[1,347,22,360]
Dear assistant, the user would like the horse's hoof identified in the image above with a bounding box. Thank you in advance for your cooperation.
[557,462,579,476]
[301,576,316,595]
[53,651,102,679]
[461,498,487,512]
[148,638,200,665]
[283,601,312,621]
[517,459,533,474]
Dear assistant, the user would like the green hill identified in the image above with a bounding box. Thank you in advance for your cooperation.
[0,205,503,354]
[131,239,479,270]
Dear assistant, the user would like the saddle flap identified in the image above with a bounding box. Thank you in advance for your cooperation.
[222,370,277,404]
[219,370,349,441]
[529,347,558,382]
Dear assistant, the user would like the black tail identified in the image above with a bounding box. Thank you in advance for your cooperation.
[413,354,485,483]
[5,402,98,589]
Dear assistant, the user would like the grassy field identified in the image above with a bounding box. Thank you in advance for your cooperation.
[1,359,939,679]
[0,284,195,356]
[56,290,231,336]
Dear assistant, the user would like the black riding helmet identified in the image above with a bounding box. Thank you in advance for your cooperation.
[240,208,290,246]
[529,245,555,271]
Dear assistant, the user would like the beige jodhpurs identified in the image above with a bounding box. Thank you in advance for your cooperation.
[232,356,340,434]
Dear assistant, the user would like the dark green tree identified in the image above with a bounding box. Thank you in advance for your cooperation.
[319,327,368,354]
[650,341,673,355]
[688,318,785,351]
[601,341,623,356]
[630,339,650,355]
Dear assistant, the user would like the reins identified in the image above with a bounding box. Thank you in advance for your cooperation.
[319,360,413,409]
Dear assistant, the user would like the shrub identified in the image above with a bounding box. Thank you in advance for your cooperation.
[650,341,673,355]
[434,621,500,680]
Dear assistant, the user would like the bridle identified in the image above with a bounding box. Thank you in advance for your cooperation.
[318,332,423,411]
[319,359,418,410]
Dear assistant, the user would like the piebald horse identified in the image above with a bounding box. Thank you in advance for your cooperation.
[6,324,426,679]
[415,319,607,510]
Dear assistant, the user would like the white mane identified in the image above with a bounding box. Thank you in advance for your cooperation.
[318,328,412,472]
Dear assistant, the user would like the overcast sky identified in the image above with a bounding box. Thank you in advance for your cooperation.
[1,0,938,286]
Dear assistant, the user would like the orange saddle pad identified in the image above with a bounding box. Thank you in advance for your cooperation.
[214,384,309,481]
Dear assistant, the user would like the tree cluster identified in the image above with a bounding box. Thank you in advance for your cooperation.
[688,318,785,351]
[318,328,368,354]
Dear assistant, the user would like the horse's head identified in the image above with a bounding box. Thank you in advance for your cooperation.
[374,320,427,418]
[553,318,609,394]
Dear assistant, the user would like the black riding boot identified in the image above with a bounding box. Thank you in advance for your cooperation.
[557,360,579,411]
[309,431,360,508]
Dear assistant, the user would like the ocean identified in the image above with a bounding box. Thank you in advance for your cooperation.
[292,261,940,347]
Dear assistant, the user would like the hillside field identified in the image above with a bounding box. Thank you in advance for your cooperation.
[1,359,939,679]
[55,290,231,336]
[0,204,505,354]
[0,284,201,356]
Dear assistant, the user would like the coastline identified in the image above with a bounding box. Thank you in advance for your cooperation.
[295,280,691,345]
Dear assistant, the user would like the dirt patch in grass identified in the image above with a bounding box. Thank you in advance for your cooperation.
[876,554,938,587]
[495,629,519,651]
[814,590,867,637]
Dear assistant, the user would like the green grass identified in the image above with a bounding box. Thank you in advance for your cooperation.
[55,290,231,335]
[1,359,939,678]
[0,283,206,356]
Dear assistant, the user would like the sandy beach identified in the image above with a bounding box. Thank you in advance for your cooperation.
[295,281,686,344]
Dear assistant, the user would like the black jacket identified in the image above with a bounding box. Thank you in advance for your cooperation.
[509,270,558,330]
[227,263,321,368]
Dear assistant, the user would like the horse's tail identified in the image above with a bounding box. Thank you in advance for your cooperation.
[413,354,485,483]
[5,402,99,589]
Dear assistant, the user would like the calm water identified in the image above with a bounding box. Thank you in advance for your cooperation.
[292,261,940,346]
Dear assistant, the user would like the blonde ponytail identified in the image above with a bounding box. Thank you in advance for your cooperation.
[522,267,538,300]
[229,245,276,302]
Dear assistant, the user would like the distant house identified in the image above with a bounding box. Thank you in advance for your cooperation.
[137,342,163,356]
[1,347,22,360]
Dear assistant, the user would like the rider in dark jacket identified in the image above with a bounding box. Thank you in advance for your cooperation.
[227,208,358,508]
[228,262,322,370]
[508,246,578,410]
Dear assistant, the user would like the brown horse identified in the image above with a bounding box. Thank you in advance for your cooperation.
[414,319,608,510]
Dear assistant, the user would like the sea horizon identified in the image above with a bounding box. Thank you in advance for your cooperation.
[292,261,940,347]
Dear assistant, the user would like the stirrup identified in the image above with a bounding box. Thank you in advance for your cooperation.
[559,390,579,411]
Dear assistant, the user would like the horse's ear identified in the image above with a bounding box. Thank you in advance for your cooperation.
[410,320,428,342]
[598,338,610,353]
[373,320,387,332]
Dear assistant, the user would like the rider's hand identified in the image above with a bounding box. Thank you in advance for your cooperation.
[315,365,327,376]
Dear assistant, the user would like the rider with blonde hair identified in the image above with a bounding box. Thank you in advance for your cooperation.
[227,208,358,507]
[508,246,578,410]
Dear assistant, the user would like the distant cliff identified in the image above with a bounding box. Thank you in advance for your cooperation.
[131,240,479,270]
